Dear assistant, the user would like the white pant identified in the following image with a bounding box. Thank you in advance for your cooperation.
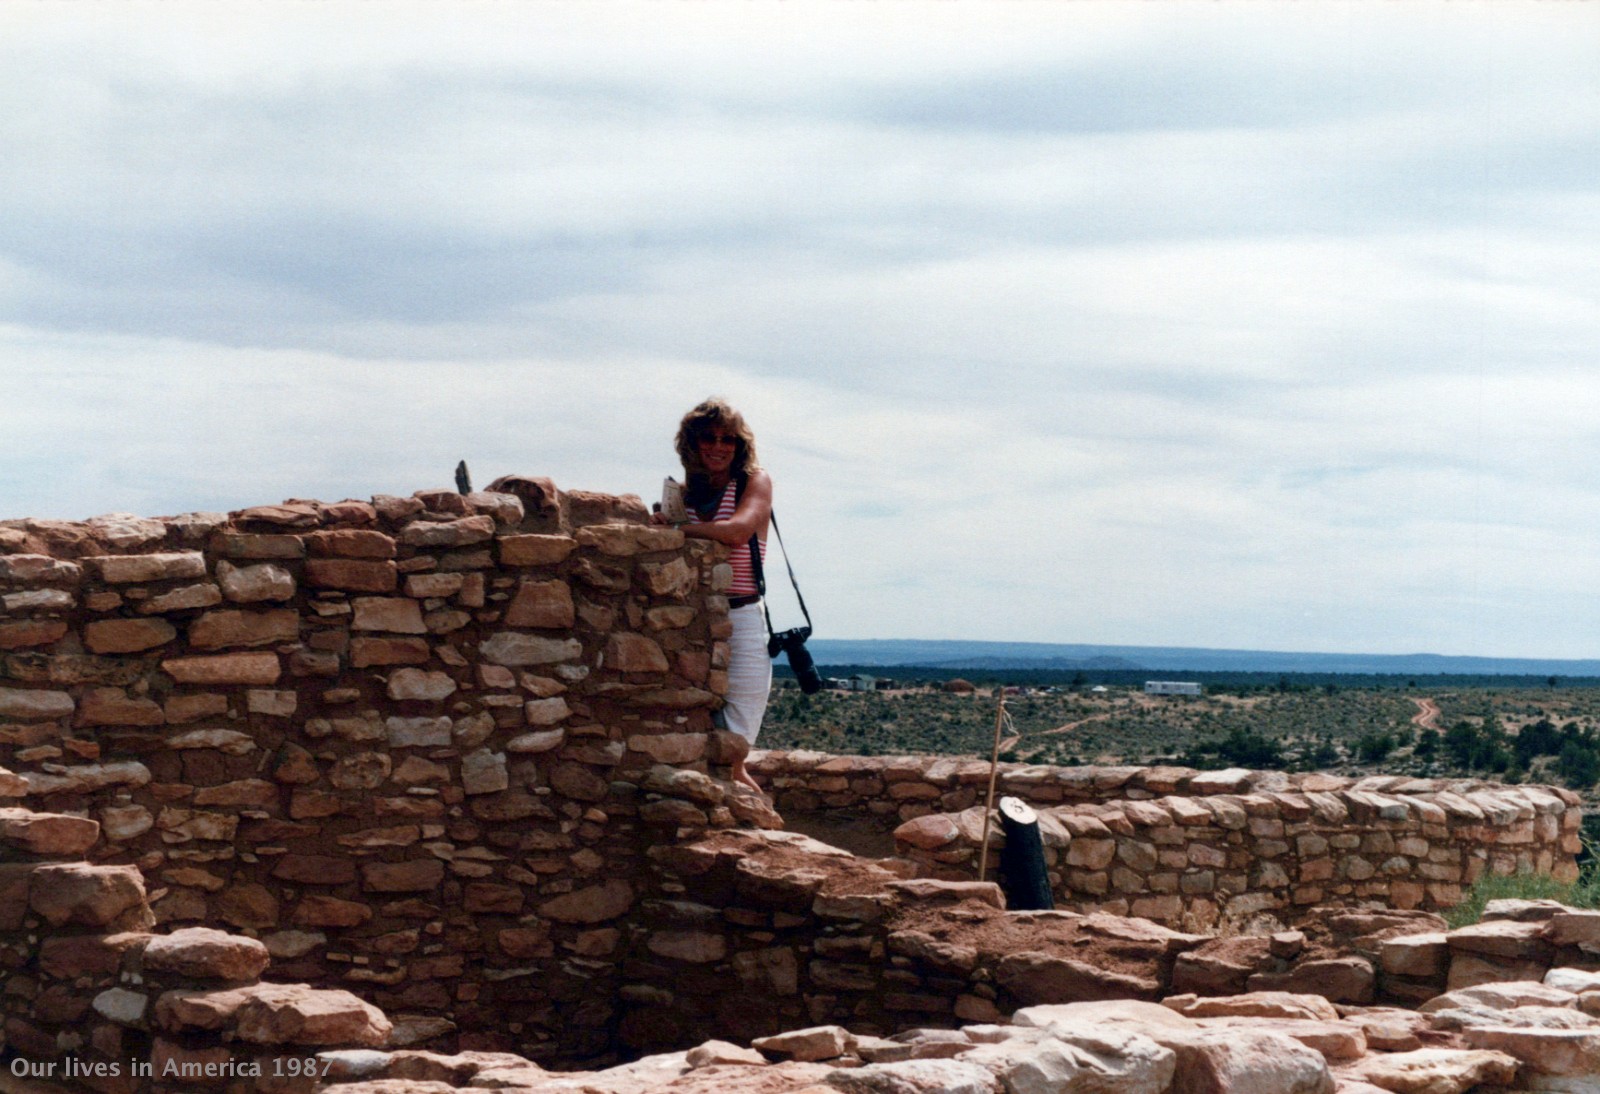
[722,602,772,745]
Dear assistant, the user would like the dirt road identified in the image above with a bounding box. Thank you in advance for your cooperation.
[1411,697,1441,731]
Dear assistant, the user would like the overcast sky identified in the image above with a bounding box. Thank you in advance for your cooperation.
[3,1,1598,659]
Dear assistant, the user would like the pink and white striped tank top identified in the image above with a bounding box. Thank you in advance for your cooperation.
[691,479,767,598]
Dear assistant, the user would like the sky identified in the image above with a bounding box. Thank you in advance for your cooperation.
[3,1,1599,659]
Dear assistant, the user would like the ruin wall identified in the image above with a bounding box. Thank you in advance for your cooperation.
[752,752,1584,929]
[1,482,1586,1071]
[0,481,777,1066]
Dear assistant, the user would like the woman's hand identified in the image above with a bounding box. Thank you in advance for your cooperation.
[680,470,772,545]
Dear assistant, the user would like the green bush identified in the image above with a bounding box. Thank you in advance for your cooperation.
[1444,866,1600,929]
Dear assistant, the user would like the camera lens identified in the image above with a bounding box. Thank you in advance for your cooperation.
[787,640,824,694]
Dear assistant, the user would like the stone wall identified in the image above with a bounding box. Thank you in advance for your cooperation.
[0,481,777,1066]
[2,483,1588,1075]
[752,752,1584,930]
[2,802,392,1093]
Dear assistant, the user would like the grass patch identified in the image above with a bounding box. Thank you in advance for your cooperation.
[1444,867,1600,929]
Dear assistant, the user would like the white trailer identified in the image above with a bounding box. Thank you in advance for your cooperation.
[1144,680,1202,696]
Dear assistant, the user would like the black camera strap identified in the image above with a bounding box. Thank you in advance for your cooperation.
[757,514,811,639]
[733,472,810,639]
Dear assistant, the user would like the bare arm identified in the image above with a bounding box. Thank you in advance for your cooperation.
[680,470,772,546]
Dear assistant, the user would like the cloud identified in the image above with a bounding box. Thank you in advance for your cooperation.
[3,1,1600,659]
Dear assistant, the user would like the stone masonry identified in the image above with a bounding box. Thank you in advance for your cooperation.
[0,481,1588,1084]
[753,752,1583,930]
[0,481,778,1067]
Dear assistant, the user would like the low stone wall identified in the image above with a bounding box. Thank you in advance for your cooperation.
[0,481,778,1065]
[752,752,1583,930]
[605,824,1600,1062]
[2,803,392,1093]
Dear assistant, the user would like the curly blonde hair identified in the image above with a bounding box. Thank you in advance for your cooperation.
[674,398,760,479]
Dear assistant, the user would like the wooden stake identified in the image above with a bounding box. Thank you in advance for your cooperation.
[978,692,1006,882]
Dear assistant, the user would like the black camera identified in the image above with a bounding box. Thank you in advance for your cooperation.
[768,627,823,694]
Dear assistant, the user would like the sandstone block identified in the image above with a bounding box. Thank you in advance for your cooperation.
[506,728,566,753]
[0,619,68,649]
[387,668,457,701]
[539,878,633,923]
[399,515,495,548]
[237,502,318,527]
[235,983,392,1046]
[687,1041,768,1067]
[605,632,670,673]
[292,895,372,928]
[628,733,707,764]
[216,560,295,602]
[193,779,278,807]
[387,716,453,748]
[166,728,255,754]
[271,854,358,884]
[143,927,271,983]
[20,760,151,796]
[93,986,150,1025]
[1168,992,1340,1022]
[504,579,575,628]
[352,596,426,633]
[188,608,299,649]
[520,696,571,727]
[1248,957,1375,1004]
[1465,1030,1600,1081]
[162,652,281,685]
[215,883,279,930]
[306,558,398,592]
[963,1027,1176,1094]
[1449,918,1556,962]
[30,863,148,927]
[405,571,464,598]
[1547,968,1600,994]
[165,692,229,722]
[331,751,391,790]
[156,807,240,842]
[213,532,305,559]
[1380,933,1451,978]
[0,807,100,857]
[1147,1027,1332,1094]
[463,882,525,914]
[0,554,83,584]
[498,534,578,566]
[462,749,509,795]
[1362,1044,1531,1089]
[306,529,397,559]
[647,930,728,963]
[85,617,178,653]
[824,1059,1000,1094]
[576,524,684,556]
[77,686,165,726]
[480,632,583,666]
[90,552,207,584]
[100,803,155,840]
[638,557,694,597]
[361,859,445,892]
[1546,910,1600,948]
[995,951,1162,1004]
[246,688,297,716]
[753,1024,856,1062]
[349,636,431,667]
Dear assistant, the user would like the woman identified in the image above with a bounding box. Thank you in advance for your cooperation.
[655,398,772,795]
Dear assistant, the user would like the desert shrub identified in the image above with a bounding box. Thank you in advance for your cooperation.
[1444,867,1600,929]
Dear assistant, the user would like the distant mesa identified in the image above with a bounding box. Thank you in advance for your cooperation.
[808,638,1600,676]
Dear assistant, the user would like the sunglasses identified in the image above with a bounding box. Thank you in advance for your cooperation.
[698,434,738,447]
